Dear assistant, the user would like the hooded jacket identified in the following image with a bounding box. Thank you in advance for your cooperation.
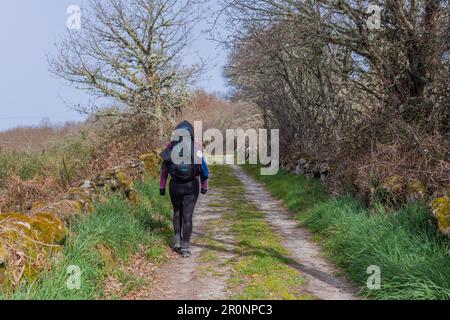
[160,121,209,190]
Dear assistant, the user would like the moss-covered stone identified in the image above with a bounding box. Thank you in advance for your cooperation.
[0,212,32,224]
[430,197,450,237]
[0,213,35,239]
[140,150,162,177]
[116,171,133,192]
[32,200,85,224]
[67,160,145,207]
[406,179,427,201]
[382,175,404,194]
[30,212,67,244]
[0,242,8,289]
[0,231,37,283]
[0,211,65,287]
[102,169,115,180]
[114,160,146,183]
[66,187,95,213]
[0,211,65,246]
[373,175,406,206]
[97,243,118,273]
[0,242,7,266]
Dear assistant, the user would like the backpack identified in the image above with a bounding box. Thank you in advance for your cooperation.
[160,143,201,181]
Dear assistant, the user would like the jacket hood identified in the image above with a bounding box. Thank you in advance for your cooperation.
[174,120,194,142]
[160,120,201,163]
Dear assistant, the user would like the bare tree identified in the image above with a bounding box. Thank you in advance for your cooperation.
[223,0,449,126]
[225,10,363,156]
[223,0,449,195]
[50,0,203,143]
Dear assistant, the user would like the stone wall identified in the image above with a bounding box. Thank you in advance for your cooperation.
[0,151,162,292]
[281,154,449,239]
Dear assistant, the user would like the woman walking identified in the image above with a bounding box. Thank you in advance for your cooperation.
[159,120,209,258]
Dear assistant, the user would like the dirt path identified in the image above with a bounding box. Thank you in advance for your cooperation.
[123,165,358,300]
[231,166,358,300]
[143,188,236,300]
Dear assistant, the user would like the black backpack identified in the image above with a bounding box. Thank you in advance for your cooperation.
[160,143,201,181]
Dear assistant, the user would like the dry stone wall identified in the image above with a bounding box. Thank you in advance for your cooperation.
[0,151,162,291]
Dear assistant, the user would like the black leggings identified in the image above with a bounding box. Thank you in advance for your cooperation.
[169,178,200,247]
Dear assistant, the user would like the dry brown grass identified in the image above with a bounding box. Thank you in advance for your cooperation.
[0,176,63,213]
[0,122,83,152]
[0,113,161,213]
[179,91,263,132]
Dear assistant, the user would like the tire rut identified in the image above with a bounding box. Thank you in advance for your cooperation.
[231,165,359,300]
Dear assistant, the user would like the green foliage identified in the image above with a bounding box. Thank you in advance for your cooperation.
[306,199,450,300]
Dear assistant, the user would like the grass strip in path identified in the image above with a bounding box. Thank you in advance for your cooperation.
[210,165,311,300]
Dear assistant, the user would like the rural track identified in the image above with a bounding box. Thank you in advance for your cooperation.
[135,165,358,300]
[143,187,236,300]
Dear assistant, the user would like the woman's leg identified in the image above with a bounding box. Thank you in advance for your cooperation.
[169,181,183,246]
[181,179,200,249]
[181,193,199,245]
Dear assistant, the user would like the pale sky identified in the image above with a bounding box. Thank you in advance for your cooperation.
[0,0,228,131]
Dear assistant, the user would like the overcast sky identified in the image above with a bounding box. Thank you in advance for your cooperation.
[0,0,228,131]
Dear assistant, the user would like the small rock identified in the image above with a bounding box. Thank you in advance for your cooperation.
[381,175,404,194]
[82,180,93,189]
[406,179,427,201]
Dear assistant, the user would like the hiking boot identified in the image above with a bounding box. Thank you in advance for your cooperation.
[181,248,191,258]
[173,243,182,253]
[181,243,191,258]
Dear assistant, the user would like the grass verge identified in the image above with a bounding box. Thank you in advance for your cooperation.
[211,165,311,300]
[2,177,172,300]
[243,165,450,300]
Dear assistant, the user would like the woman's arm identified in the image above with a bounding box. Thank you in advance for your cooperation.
[200,156,209,193]
[159,142,175,196]
[160,160,169,195]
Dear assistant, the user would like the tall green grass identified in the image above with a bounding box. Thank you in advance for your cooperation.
[244,165,450,300]
[306,198,450,299]
[2,178,172,300]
